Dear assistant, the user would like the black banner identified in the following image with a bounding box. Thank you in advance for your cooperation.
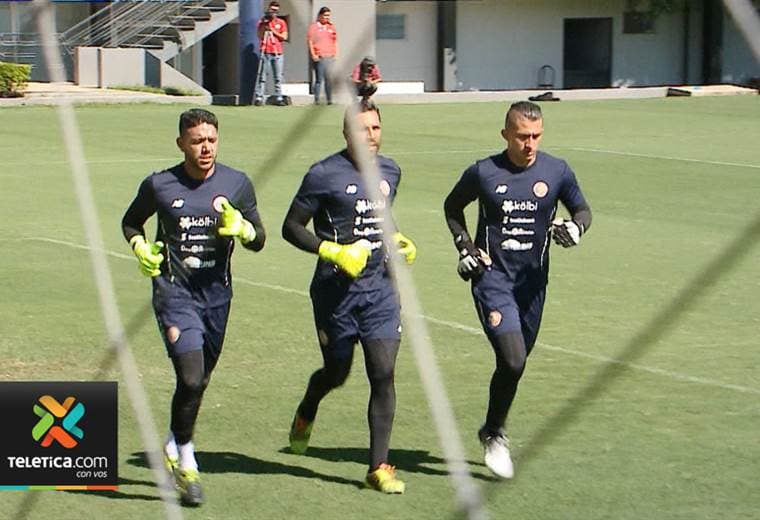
[0,382,118,488]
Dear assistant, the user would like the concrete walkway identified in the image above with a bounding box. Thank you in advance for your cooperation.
[1,82,755,108]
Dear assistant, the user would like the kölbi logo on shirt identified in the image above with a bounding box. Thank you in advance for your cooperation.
[0,382,118,489]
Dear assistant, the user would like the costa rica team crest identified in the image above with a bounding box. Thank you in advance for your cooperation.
[212,195,228,213]
[379,180,391,197]
[532,181,549,198]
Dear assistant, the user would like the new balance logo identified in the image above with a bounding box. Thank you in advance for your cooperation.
[32,395,85,448]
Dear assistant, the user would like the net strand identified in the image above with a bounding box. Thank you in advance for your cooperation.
[32,1,182,517]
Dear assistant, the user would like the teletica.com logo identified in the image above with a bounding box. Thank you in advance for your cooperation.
[32,395,85,448]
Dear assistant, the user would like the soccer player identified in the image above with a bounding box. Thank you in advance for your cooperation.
[121,108,266,505]
[282,99,417,494]
[443,101,592,479]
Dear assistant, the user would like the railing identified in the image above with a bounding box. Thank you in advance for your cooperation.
[0,33,39,61]
[59,0,223,55]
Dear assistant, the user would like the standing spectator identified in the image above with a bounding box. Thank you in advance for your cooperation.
[254,1,289,106]
[352,56,382,99]
[307,6,338,105]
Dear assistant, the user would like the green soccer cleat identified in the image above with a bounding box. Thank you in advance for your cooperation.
[365,463,405,494]
[174,468,205,507]
[288,412,314,455]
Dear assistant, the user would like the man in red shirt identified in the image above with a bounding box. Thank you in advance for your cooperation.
[255,1,288,106]
[307,6,338,105]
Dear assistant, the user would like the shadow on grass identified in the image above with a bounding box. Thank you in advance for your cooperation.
[278,445,496,482]
[61,476,163,502]
[128,450,365,490]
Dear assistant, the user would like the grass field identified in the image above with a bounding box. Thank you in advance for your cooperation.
[1,95,759,519]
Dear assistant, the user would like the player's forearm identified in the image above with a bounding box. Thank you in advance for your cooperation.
[241,215,266,252]
[121,203,151,243]
[282,204,321,254]
[570,206,592,234]
[443,192,471,243]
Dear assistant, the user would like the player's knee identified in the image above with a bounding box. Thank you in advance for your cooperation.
[177,370,206,395]
[493,332,527,378]
[324,362,351,388]
[368,365,395,387]
[496,357,525,380]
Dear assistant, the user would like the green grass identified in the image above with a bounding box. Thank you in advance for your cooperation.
[1,96,759,519]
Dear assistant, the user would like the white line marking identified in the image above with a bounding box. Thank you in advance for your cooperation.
[556,147,760,170]
[423,316,760,396]
[236,277,309,297]
[28,236,760,396]
[31,236,133,260]
[8,157,179,167]
[11,147,758,170]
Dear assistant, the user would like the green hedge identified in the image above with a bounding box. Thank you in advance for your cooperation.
[0,62,32,97]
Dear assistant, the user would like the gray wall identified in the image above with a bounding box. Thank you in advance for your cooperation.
[721,11,760,85]
[375,0,438,90]
[455,0,706,90]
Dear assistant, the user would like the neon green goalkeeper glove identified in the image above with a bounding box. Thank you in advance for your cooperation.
[318,239,372,278]
[129,235,164,277]
[218,200,256,244]
[392,232,417,265]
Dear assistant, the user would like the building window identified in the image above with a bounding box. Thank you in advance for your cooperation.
[623,11,655,33]
[377,14,405,40]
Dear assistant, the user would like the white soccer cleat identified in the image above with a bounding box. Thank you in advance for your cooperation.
[479,427,514,479]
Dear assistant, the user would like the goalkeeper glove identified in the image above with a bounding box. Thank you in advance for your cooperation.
[218,200,256,244]
[129,235,164,277]
[392,232,417,265]
[551,218,583,248]
[455,234,490,281]
[318,239,372,278]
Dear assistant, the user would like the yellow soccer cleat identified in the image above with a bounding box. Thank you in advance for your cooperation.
[365,463,405,494]
[174,468,205,507]
[289,412,314,455]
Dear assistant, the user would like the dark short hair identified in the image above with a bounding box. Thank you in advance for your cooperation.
[343,98,381,131]
[505,101,542,129]
[268,1,280,9]
[318,6,331,16]
[179,108,218,135]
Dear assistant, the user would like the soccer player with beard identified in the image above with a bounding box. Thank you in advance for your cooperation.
[121,108,266,506]
[282,99,416,494]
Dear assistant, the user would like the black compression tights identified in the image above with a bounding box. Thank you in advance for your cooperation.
[170,350,211,445]
[298,339,400,470]
[485,331,527,432]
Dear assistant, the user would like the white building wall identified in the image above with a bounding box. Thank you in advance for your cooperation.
[278,0,312,84]
[320,0,376,90]
[375,1,438,91]
[455,0,699,90]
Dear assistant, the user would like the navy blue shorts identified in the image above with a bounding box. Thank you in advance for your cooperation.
[310,278,401,361]
[153,287,231,360]
[471,269,546,352]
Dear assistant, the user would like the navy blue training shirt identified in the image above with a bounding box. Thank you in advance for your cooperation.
[122,162,263,306]
[292,150,401,292]
[449,150,588,286]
